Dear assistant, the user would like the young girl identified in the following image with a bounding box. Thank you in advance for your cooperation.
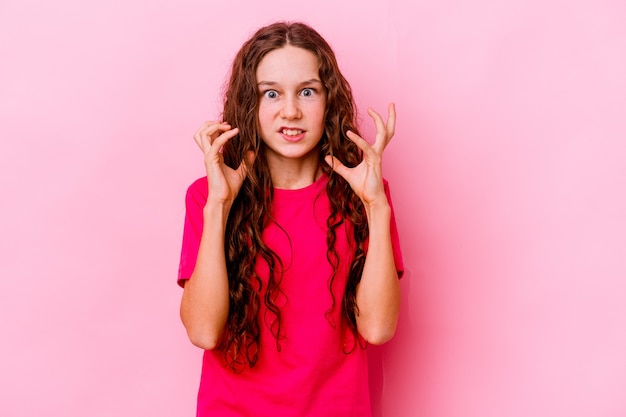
[178,21,403,417]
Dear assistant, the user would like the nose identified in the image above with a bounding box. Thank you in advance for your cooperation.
[280,95,301,120]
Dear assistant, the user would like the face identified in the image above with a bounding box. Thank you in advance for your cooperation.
[256,45,327,168]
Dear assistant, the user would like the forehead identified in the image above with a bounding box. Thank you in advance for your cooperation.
[256,45,321,83]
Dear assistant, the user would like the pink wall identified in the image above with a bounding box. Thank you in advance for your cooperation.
[1,0,625,416]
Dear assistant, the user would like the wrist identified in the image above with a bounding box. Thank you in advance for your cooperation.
[364,199,391,221]
[203,199,233,226]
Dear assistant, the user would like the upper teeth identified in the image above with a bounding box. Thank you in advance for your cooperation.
[282,129,302,136]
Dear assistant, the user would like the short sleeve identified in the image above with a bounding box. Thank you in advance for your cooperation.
[177,177,209,287]
[384,180,404,278]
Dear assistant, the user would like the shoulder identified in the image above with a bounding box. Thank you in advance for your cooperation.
[185,176,208,207]
[383,177,392,194]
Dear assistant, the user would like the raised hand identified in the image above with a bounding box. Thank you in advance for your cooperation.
[193,121,254,204]
[324,103,396,208]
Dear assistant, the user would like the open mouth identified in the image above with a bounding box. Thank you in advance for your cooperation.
[281,128,304,136]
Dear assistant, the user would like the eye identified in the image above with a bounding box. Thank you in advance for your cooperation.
[263,90,278,99]
[301,88,315,97]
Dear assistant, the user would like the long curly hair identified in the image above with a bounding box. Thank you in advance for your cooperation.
[219,21,368,371]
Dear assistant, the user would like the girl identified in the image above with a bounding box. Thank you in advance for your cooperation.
[178,21,403,417]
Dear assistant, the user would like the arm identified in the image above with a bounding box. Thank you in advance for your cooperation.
[325,104,401,344]
[180,121,253,350]
[355,194,401,344]
[180,200,232,350]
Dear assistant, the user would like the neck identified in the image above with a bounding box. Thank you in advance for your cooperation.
[268,157,322,190]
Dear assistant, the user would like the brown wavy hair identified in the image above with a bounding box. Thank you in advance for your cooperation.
[219,21,368,371]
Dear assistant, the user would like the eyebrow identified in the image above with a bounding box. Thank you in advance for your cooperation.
[257,79,323,87]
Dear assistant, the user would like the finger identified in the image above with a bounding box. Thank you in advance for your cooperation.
[194,121,226,139]
[386,103,396,139]
[194,122,230,139]
[244,149,256,166]
[202,122,232,141]
[366,108,389,151]
[193,131,202,149]
[198,120,219,130]
[324,154,351,180]
[346,130,372,153]
[347,130,385,172]
[194,128,213,153]
[366,108,386,135]
[195,122,232,151]
[235,150,256,178]
[209,127,239,153]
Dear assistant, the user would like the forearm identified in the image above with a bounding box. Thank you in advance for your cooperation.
[355,201,401,345]
[180,201,231,350]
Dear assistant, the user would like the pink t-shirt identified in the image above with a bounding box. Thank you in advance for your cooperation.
[178,173,403,417]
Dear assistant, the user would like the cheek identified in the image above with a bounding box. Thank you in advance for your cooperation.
[312,103,326,129]
[257,105,272,130]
